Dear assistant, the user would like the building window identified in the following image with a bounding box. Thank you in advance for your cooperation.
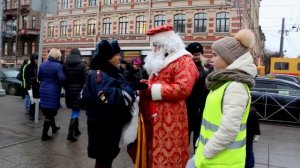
[13,42,16,53]
[75,0,82,8]
[87,19,96,35]
[4,43,8,55]
[216,12,230,32]
[32,16,36,29]
[174,14,185,33]
[22,15,28,29]
[120,0,128,3]
[13,0,17,8]
[154,15,165,27]
[60,21,67,37]
[32,42,36,53]
[4,0,11,10]
[89,0,96,6]
[73,20,81,36]
[298,63,300,71]
[61,0,68,9]
[136,16,146,34]
[47,22,54,37]
[5,19,17,36]
[104,0,112,5]
[23,42,28,55]
[136,0,147,2]
[194,13,207,33]
[103,18,112,35]
[119,17,128,34]
[274,62,289,70]
[22,0,29,5]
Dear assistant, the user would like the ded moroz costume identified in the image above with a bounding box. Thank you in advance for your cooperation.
[138,25,199,168]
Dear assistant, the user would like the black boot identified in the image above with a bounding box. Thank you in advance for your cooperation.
[67,119,77,142]
[51,118,60,134]
[73,118,81,137]
[41,119,52,141]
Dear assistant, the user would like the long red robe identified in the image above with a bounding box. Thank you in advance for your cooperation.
[140,55,199,168]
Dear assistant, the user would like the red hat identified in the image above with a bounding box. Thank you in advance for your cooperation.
[146,24,179,46]
[146,24,174,36]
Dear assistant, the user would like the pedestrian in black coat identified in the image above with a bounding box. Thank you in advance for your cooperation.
[124,58,144,83]
[185,42,213,150]
[18,59,29,99]
[19,59,30,113]
[23,54,39,120]
[63,48,86,142]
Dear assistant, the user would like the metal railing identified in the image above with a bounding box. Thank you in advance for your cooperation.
[251,88,300,124]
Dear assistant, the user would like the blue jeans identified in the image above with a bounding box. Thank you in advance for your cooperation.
[24,94,31,113]
[71,109,80,119]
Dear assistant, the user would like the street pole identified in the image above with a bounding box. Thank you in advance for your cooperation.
[0,0,7,96]
[279,17,285,57]
[94,0,100,47]
[34,0,46,124]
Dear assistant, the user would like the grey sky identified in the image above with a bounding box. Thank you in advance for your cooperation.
[260,0,300,58]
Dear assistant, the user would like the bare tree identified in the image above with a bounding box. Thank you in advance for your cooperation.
[263,49,281,74]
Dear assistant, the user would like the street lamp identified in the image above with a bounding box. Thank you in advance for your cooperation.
[0,3,7,96]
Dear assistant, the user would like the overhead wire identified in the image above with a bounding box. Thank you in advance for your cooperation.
[286,35,300,55]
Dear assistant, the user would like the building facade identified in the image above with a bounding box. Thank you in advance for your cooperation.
[1,0,265,66]
[1,0,40,68]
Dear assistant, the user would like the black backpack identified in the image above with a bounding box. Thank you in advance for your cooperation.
[17,72,22,81]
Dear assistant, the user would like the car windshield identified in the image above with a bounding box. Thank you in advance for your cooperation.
[2,69,19,78]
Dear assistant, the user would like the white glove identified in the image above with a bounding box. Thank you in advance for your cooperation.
[185,156,196,168]
[253,135,260,143]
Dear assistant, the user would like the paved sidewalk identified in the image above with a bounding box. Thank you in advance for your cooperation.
[1,95,300,168]
[254,124,300,168]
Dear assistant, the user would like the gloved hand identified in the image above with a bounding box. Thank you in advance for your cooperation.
[130,82,148,91]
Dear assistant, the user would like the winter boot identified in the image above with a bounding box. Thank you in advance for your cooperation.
[74,118,81,137]
[67,119,77,142]
[41,119,52,141]
[51,118,60,134]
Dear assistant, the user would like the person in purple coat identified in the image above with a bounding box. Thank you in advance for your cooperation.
[38,48,66,141]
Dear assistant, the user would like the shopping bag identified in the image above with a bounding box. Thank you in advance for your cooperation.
[185,156,196,168]
[28,89,35,104]
[119,96,139,148]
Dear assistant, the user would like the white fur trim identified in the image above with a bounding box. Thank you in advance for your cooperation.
[150,31,177,44]
[161,49,192,70]
[151,84,162,101]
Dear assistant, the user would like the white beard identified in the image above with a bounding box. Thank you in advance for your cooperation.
[143,48,166,76]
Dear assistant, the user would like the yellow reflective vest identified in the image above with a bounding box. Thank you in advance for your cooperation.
[195,81,250,168]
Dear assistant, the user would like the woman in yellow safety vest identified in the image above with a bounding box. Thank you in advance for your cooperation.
[186,29,257,168]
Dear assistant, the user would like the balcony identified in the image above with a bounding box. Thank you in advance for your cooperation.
[3,8,18,18]
[18,29,39,36]
[2,31,17,37]
[20,4,30,14]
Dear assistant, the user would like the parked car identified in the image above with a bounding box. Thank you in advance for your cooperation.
[251,77,300,124]
[0,68,22,96]
[264,74,300,85]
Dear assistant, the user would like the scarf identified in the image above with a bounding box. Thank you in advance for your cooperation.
[206,69,255,91]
